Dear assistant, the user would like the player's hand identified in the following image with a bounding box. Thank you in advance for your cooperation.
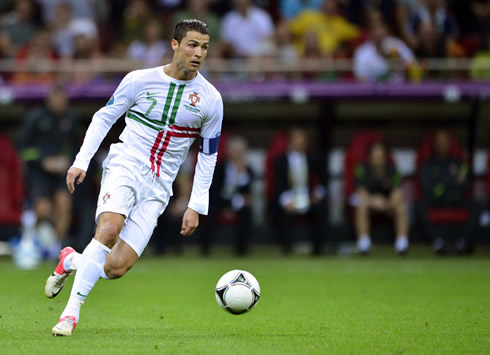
[66,167,86,194]
[181,208,199,236]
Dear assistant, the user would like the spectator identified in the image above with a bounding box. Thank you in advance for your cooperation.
[289,0,359,56]
[0,0,39,57]
[347,0,400,34]
[419,130,479,254]
[414,21,447,58]
[200,137,254,256]
[469,0,490,39]
[127,19,168,68]
[254,20,298,68]
[280,0,323,20]
[13,27,58,83]
[36,0,107,23]
[470,33,490,80]
[407,0,458,50]
[353,14,415,81]
[353,142,409,255]
[120,0,153,45]
[220,0,274,57]
[174,0,221,42]
[68,33,102,84]
[50,2,98,58]
[273,128,327,256]
[17,87,78,258]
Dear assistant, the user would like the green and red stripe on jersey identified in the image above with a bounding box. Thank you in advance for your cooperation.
[150,124,200,177]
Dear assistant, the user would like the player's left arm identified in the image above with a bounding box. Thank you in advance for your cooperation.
[182,94,224,236]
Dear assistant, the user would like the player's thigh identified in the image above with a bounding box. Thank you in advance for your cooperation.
[95,159,141,225]
[118,199,167,257]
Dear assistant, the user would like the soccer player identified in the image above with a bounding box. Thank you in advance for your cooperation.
[44,19,223,336]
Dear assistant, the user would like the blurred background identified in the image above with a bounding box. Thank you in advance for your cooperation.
[0,0,489,267]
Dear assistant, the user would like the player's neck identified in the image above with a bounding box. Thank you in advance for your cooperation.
[164,63,198,81]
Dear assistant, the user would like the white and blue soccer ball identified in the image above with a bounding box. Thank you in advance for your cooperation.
[215,270,260,315]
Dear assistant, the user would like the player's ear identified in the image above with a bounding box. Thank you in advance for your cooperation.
[171,39,179,51]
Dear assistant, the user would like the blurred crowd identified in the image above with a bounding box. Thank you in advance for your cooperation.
[0,0,489,83]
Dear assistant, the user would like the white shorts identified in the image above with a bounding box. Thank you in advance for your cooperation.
[96,154,170,257]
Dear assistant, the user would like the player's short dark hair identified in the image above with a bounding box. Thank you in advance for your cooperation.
[173,19,209,43]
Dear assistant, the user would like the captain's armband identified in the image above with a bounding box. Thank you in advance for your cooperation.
[199,134,220,155]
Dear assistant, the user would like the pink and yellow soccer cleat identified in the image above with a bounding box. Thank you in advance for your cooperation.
[52,316,77,336]
[44,247,76,298]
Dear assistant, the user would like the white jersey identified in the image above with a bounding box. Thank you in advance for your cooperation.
[72,66,223,215]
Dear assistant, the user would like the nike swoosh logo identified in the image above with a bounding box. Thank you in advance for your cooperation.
[147,92,158,96]
[77,291,88,298]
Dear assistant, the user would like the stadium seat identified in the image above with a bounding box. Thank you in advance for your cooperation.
[0,135,23,226]
[415,132,470,224]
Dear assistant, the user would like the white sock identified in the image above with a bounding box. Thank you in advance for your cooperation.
[63,252,82,271]
[395,237,409,253]
[60,239,110,321]
[357,235,371,252]
[100,267,109,280]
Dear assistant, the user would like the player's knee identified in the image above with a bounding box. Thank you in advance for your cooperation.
[96,223,120,245]
[105,263,129,279]
[105,267,126,279]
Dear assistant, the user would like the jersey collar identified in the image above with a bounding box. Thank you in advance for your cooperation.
[159,65,200,85]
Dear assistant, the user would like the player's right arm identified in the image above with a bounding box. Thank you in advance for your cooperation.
[67,71,137,193]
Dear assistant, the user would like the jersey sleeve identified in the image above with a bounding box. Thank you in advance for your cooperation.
[71,71,136,171]
[188,94,223,215]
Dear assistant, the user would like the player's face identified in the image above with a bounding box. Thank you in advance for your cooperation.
[173,31,210,74]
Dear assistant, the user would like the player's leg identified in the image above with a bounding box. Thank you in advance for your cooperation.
[52,189,72,241]
[389,188,409,254]
[101,198,167,280]
[355,189,372,253]
[51,212,124,336]
[103,237,139,279]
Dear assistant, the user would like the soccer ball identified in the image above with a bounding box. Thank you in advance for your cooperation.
[215,270,260,315]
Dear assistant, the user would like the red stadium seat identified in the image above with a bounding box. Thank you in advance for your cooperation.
[0,135,23,225]
[415,132,469,224]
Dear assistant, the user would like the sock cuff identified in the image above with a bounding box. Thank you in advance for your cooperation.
[91,238,111,255]
[100,268,110,280]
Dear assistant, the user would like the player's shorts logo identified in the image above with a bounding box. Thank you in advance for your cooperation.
[102,192,111,204]
[189,92,200,107]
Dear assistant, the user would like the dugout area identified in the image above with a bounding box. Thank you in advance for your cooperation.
[0,84,489,251]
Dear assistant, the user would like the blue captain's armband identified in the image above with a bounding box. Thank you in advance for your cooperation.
[200,134,220,154]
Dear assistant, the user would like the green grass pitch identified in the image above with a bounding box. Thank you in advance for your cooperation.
[0,252,489,354]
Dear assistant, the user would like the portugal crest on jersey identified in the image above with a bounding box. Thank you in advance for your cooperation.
[189,92,200,107]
